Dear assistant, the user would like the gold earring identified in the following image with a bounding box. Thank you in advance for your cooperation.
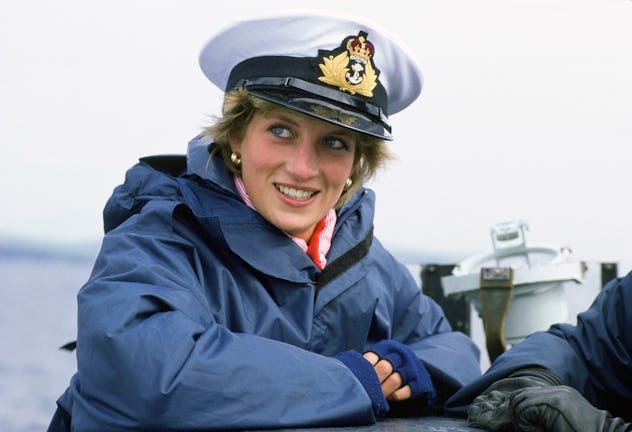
[230,151,242,168]
[344,178,353,190]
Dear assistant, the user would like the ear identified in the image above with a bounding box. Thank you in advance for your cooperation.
[227,130,242,154]
[228,138,241,154]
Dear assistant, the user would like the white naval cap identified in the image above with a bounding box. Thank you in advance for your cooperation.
[199,10,423,140]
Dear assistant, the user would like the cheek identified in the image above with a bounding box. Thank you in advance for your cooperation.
[342,154,357,176]
[328,158,355,183]
[245,150,279,172]
[241,141,272,166]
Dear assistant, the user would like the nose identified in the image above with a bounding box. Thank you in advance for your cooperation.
[287,140,318,180]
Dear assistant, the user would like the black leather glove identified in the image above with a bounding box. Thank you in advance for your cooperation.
[511,385,631,432]
[468,367,561,431]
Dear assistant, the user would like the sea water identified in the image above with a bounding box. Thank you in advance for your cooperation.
[1,257,86,431]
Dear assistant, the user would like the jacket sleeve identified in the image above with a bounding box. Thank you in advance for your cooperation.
[71,219,377,430]
[384,258,482,408]
[445,271,632,418]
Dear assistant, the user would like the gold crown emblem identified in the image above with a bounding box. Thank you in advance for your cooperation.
[318,31,378,97]
[347,34,374,63]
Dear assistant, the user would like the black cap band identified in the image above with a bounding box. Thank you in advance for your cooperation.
[227,56,392,139]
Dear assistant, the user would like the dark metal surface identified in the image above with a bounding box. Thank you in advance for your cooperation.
[252,416,482,431]
[601,262,619,288]
[420,264,471,336]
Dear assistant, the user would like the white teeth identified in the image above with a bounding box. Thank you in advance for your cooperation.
[276,184,316,200]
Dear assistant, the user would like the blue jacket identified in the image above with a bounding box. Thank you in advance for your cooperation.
[52,137,480,431]
[446,270,632,420]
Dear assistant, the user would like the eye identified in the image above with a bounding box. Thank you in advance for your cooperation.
[269,125,292,138]
[324,136,351,151]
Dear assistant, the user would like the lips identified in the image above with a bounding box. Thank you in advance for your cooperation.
[275,184,318,200]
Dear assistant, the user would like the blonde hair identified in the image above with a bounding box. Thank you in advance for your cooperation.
[203,88,393,208]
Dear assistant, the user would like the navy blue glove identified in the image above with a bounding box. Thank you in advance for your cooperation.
[335,350,389,417]
[368,340,436,406]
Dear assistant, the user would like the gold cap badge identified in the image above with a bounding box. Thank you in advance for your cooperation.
[318,32,378,97]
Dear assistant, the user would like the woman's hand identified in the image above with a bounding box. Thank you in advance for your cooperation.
[336,341,435,416]
[363,340,436,408]
[363,351,412,401]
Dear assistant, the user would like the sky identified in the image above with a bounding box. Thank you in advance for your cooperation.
[2,0,631,264]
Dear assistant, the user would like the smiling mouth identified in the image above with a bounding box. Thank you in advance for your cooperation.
[275,184,318,200]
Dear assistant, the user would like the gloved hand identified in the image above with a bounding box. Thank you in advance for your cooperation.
[367,340,436,406]
[510,385,631,432]
[335,350,389,417]
[468,366,561,431]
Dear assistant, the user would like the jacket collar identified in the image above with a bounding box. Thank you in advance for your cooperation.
[181,135,374,285]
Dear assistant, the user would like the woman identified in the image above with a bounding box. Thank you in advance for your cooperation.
[49,11,480,431]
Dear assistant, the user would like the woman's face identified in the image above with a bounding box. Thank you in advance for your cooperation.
[230,109,357,242]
